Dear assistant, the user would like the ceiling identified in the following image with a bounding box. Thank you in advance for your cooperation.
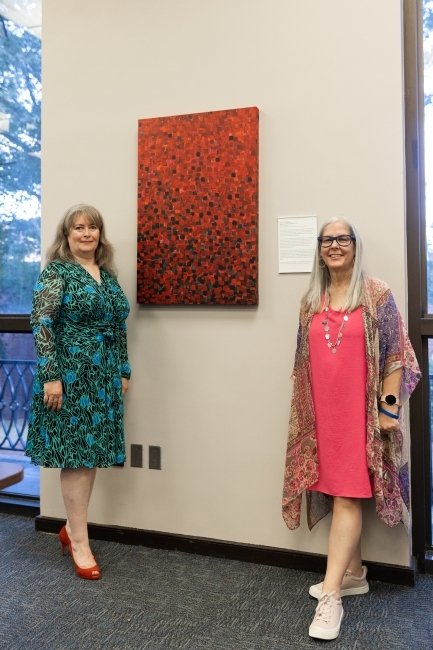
[0,0,41,38]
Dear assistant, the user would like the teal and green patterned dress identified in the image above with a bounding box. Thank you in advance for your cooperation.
[25,261,131,468]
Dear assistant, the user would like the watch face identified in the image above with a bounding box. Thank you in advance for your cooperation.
[385,395,397,405]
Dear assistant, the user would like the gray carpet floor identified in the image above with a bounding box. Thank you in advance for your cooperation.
[1,513,432,650]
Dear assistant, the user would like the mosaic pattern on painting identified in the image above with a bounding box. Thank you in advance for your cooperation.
[137,107,259,305]
[25,261,131,468]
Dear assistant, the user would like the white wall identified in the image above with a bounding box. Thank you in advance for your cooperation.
[41,0,410,565]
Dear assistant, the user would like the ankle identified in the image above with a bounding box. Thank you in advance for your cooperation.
[69,533,90,548]
[70,538,91,549]
[66,524,89,545]
[322,586,341,601]
[348,566,363,578]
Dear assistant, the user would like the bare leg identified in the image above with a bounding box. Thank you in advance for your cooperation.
[322,497,362,599]
[347,538,363,576]
[328,496,363,577]
[89,467,97,498]
[61,467,97,568]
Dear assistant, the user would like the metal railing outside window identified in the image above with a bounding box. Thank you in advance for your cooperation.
[0,359,36,451]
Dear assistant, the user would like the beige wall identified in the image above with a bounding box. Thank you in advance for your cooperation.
[41,0,411,565]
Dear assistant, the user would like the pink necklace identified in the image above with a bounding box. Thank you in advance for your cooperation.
[322,306,349,354]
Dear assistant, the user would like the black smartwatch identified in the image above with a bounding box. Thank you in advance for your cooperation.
[379,394,401,406]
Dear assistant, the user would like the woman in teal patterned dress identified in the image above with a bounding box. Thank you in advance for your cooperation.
[26,204,131,580]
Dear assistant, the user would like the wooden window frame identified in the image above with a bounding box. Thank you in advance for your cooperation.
[404,0,433,572]
[0,316,31,333]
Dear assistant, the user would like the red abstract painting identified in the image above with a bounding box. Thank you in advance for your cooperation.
[137,107,258,305]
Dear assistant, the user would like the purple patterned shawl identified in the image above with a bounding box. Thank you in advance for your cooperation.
[282,276,421,531]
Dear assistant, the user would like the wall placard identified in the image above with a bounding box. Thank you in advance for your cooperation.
[278,216,317,273]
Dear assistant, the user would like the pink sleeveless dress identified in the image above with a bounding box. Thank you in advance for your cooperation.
[308,305,372,498]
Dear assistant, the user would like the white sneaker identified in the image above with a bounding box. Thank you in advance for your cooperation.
[309,591,344,640]
[309,565,369,599]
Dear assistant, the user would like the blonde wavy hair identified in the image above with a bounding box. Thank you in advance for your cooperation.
[301,216,364,313]
[46,203,117,277]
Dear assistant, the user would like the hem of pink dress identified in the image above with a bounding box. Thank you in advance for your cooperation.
[309,484,373,499]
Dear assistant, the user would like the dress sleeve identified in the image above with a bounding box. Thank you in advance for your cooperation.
[377,290,421,403]
[30,264,64,383]
[119,323,131,380]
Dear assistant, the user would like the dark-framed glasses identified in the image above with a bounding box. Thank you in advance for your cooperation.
[317,235,356,248]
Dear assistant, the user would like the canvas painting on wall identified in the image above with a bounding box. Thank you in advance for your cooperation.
[137,107,259,305]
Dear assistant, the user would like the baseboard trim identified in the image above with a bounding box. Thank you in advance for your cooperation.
[35,515,415,587]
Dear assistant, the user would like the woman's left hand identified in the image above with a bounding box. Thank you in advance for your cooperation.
[378,407,399,433]
[121,378,129,396]
[379,368,402,434]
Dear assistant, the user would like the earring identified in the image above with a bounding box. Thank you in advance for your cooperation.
[319,258,326,269]
[353,256,356,265]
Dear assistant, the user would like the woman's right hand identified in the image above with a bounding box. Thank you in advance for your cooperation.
[43,380,63,411]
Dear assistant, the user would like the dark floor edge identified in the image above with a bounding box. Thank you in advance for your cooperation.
[35,515,415,587]
[424,552,433,575]
[0,496,40,517]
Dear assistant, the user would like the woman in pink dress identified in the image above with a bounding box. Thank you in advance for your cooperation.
[282,217,420,641]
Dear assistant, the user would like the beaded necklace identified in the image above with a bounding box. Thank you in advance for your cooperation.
[322,306,349,354]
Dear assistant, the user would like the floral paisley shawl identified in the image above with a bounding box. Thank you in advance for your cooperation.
[282,276,421,532]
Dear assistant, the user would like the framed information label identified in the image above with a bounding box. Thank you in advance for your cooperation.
[278,216,317,273]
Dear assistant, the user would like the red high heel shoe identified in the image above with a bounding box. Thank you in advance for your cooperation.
[59,525,71,555]
[69,545,101,580]
[59,525,100,580]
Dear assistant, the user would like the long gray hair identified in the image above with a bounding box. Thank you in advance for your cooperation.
[46,203,117,277]
[301,216,364,313]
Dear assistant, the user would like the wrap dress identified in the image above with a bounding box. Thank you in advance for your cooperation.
[25,261,131,468]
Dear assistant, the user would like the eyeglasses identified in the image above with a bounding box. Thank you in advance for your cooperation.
[317,235,355,248]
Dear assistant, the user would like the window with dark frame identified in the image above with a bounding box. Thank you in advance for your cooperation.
[404,0,433,573]
[0,9,41,499]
